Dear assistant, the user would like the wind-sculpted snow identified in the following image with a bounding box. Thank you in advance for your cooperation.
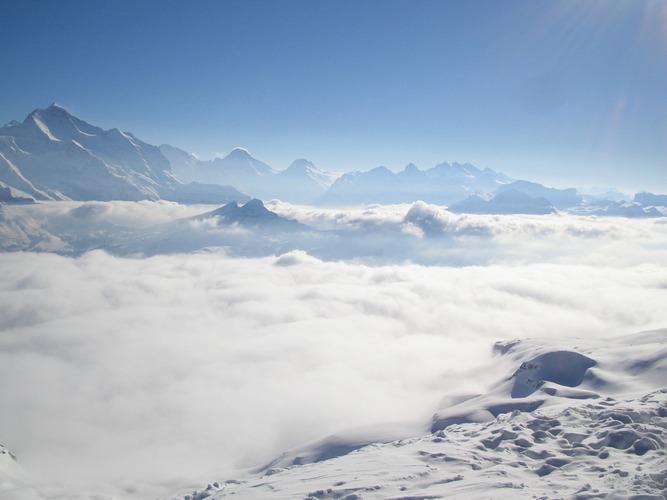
[173,333,667,500]
[509,351,597,398]
[177,387,667,500]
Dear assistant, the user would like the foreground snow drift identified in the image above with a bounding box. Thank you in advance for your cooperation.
[171,332,667,500]
[174,390,666,500]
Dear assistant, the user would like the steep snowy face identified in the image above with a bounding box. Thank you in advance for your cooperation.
[226,147,257,162]
[1,104,108,157]
[0,105,251,203]
[509,350,597,398]
[159,144,201,182]
[213,148,276,177]
[266,159,337,202]
[166,147,277,196]
[0,105,177,200]
[31,104,102,141]
[284,158,316,174]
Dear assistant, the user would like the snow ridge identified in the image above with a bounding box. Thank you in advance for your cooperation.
[173,389,666,500]
[170,331,667,500]
[0,105,248,204]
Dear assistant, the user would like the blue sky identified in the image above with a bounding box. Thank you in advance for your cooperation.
[1,0,666,192]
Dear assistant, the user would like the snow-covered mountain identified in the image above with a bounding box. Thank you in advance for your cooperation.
[495,180,582,210]
[0,105,247,204]
[444,178,585,215]
[2,105,666,216]
[0,182,35,204]
[196,198,307,231]
[569,192,667,218]
[318,162,513,206]
[634,192,667,206]
[448,189,556,215]
[203,148,277,190]
[271,159,337,203]
[158,143,202,181]
[447,181,667,217]
[98,199,312,256]
[161,145,337,203]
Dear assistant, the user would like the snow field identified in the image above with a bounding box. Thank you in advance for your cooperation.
[173,333,667,499]
[176,389,666,500]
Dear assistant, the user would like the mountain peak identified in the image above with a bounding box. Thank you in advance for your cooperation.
[48,102,67,111]
[228,147,253,158]
[286,158,316,172]
[213,147,276,177]
[207,198,282,222]
[30,103,71,119]
[242,198,267,211]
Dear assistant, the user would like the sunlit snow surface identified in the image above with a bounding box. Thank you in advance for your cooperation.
[0,201,665,499]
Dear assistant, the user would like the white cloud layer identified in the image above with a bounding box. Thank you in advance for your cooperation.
[4,200,667,267]
[1,243,666,498]
[1,201,667,497]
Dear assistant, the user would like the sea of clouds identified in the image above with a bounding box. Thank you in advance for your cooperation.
[1,201,666,498]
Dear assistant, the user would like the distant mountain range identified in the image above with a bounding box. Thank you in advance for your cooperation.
[160,145,337,204]
[1,105,666,217]
[319,162,512,206]
[0,104,247,204]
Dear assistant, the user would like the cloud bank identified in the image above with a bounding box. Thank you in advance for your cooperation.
[4,200,667,268]
[1,201,667,497]
[1,244,666,498]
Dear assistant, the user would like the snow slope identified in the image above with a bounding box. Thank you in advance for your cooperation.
[0,105,247,204]
[171,331,667,500]
[176,387,666,500]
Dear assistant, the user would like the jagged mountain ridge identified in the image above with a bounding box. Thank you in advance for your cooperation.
[0,104,247,204]
[160,145,338,203]
[318,161,514,206]
[2,105,667,216]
